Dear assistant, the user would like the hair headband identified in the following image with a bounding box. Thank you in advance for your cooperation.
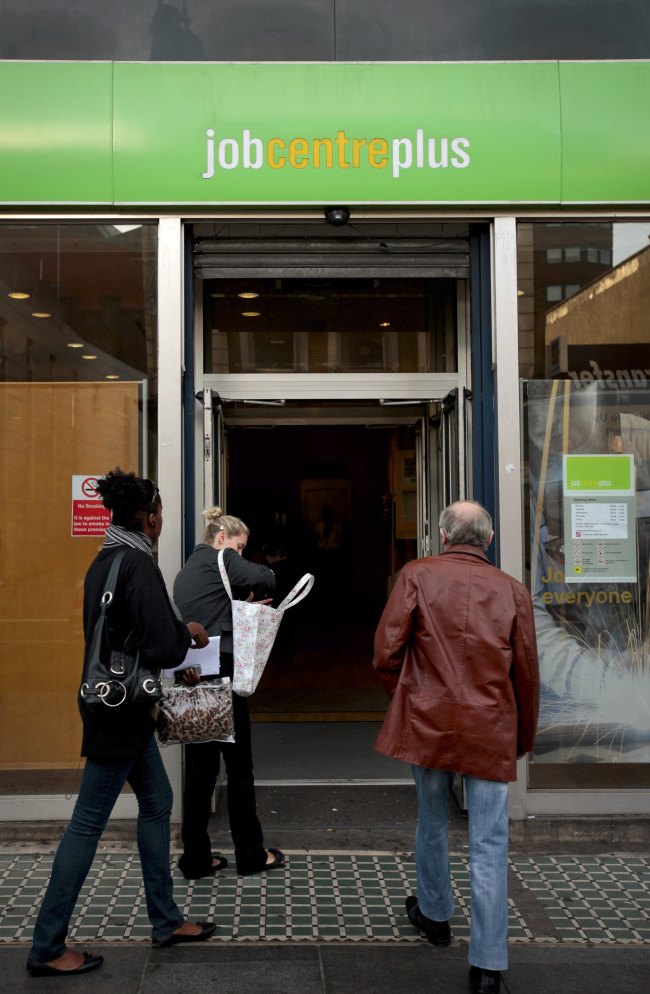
[145,480,159,511]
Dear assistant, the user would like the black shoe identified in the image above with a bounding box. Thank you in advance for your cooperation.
[239,848,286,877]
[26,952,104,976]
[152,921,216,948]
[177,853,228,880]
[265,847,285,870]
[405,895,452,946]
[469,966,501,994]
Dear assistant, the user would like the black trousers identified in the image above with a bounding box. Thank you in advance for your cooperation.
[180,689,267,876]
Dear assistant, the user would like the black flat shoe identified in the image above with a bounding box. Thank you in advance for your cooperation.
[405,895,452,946]
[26,952,104,976]
[177,853,228,879]
[239,847,286,877]
[469,966,501,994]
[152,920,216,948]
[265,847,285,869]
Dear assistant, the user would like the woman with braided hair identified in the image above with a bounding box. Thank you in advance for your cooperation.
[27,469,216,977]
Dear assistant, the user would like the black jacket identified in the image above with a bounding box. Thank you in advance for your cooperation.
[173,545,275,662]
[79,546,191,760]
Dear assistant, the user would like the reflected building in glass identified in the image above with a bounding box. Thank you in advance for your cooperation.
[519,221,650,791]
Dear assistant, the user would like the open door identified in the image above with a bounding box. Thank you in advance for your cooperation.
[415,417,431,559]
[415,392,465,563]
[441,388,460,506]
[202,387,227,511]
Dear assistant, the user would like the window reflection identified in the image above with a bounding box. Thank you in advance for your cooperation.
[0,223,157,796]
[518,220,650,789]
[0,224,157,385]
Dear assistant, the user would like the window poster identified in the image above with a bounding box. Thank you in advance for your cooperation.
[562,454,637,583]
[526,380,650,769]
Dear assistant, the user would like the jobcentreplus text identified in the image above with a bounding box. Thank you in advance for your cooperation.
[202,129,471,180]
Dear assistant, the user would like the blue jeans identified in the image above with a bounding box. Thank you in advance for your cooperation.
[30,737,184,962]
[411,765,509,971]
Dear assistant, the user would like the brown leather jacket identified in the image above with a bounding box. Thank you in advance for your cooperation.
[373,545,540,782]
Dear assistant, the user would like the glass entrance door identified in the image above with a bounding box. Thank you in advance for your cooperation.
[198,399,462,722]
[191,227,471,778]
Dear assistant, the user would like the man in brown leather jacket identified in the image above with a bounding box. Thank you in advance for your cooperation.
[374,500,539,994]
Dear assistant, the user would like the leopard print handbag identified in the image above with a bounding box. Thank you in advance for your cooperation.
[154,678,235,746]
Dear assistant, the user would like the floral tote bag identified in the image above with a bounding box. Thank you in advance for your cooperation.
[218,550,314,697]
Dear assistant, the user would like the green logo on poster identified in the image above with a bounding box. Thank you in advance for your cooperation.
[565,455,632,492]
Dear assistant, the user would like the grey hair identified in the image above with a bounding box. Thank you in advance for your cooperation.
[439,501,492,549]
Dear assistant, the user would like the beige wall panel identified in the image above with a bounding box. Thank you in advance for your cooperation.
[0,382,140,770]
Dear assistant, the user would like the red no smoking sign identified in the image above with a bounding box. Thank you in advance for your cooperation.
[81,477,100,498]
[71,475,110,537]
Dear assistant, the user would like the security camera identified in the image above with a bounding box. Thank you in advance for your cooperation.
[325,207,350,227]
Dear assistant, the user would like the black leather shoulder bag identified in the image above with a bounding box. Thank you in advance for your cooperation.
[79,550,163,713]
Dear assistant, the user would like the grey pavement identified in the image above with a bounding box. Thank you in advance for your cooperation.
[2,940,650,993]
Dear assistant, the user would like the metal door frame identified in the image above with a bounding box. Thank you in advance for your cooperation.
[194,272,471,547]
[191,234,471,793]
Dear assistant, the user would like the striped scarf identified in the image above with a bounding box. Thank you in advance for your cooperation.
[102,524,155,559]
[102,524,183,621]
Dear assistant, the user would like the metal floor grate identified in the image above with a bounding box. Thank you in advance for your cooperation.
[1,851,649,945]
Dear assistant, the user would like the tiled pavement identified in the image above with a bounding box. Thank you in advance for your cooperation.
[1,848,649,946]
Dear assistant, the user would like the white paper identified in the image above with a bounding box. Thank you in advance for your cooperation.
[163,636,221,678]
[571,501,628,540]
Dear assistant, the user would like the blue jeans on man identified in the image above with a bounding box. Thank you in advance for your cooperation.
[30,737,184,962]
[411,765,509,972]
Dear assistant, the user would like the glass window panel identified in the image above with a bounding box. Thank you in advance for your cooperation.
[547,285,563,302]
[0,223,158,795]
[564,247,581,263]
[204,277,459,374]
[565,284,581,298]
[518,219,650,789]
[546,248,562,263]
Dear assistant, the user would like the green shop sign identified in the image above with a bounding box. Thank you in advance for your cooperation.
[0,61,649,206]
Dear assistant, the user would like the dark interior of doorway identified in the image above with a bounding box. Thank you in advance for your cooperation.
[227,423,417,721]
